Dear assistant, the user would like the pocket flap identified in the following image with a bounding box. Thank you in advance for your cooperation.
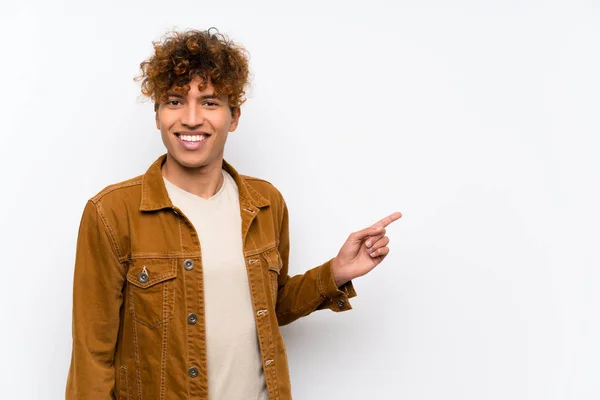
[126,259,177,289]
[262,247,283,273]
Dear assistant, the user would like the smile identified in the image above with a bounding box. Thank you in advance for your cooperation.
[176,133,209,142]
[174,132,211,150]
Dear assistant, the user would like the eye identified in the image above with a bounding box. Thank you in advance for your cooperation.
[203,101,220,107]
[166,100,182,106]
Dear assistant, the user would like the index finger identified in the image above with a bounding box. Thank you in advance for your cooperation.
[373,212,402,228]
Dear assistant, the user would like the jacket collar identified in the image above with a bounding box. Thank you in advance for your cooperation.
[140,153,270,211]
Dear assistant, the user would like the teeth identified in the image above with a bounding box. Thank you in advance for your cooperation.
[179,134,207,142]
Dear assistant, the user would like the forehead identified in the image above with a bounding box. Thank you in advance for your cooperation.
[167,78,219,96]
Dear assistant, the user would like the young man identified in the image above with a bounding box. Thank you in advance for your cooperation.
[66,28,401,400]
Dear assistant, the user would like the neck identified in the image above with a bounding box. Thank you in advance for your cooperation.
[161,154,224,200]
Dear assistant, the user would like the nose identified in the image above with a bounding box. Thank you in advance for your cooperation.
[180,104,205,128]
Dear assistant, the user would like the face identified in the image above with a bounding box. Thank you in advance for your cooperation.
[155,77,241,171]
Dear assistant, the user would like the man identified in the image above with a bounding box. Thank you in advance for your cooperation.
[66,28,401,400]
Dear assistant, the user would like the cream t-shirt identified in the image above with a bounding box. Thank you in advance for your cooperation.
[164,169,268,400]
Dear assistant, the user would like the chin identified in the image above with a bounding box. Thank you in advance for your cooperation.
[171,152,211,170]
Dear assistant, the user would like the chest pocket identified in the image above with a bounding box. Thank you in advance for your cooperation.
[126,258,178,327]
[259,246,283,304]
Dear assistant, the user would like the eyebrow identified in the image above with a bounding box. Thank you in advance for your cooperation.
[166,93,220,100]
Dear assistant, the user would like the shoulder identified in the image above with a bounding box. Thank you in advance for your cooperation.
[240,174,286,205]
[88,174,144,208]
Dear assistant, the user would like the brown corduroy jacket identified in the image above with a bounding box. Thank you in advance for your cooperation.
[66,154,356,400]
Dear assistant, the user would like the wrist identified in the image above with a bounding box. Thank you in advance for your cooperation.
[331,257,349,287]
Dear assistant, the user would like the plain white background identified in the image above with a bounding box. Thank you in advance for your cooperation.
[1,0,599,399]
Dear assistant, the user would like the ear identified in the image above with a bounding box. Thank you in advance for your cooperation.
[155,109,160,130]
[229,107,241,132]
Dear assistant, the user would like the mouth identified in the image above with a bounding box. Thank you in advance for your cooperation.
[175,132,211,142]
[174,132,211,150]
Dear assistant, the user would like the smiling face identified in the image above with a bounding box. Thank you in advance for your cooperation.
[155,77,241,172]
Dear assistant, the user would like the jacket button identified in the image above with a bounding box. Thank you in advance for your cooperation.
[337,299,346,309]
[188,367,199,378]
[187,313,198,325]
[138,272,149,283]
[184,259,194,271]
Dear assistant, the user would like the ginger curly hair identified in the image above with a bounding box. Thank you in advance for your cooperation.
[135,28,250,112]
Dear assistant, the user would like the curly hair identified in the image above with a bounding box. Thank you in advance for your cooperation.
[135,28,250,112]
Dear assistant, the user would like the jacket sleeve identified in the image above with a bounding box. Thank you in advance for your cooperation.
[66,200,126,399]
[275,197,357,326]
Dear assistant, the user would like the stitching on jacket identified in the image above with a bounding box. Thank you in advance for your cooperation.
[177,214,191,395]
[239,172,271,186]
[159,282,169,400]
[127,260,176,327]
[119,366,128,400]
[271,344,280,400]
[131,313,175,328]
[126,262,176,287]
[141,173,148,207]
[130,287,144,400]
[244,241,278,257]
[277,196,286,300]
[90,178,142,203]
[279,196,285,234]
[177,222,190,398]
[248,232,259,263]
[178,216,184,254]
[316,266,324,297]
[248,232,277,397]
[129,253,196,260]
[95,202,125,262]
[196,258,209,396]
[144,203,172,210]
[240,174,271,183]
[249,184,271,206]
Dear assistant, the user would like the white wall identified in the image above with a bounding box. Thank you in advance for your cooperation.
[1,0,599,398]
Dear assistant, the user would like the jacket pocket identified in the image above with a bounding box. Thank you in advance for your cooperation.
[126,258,178,326]
[260,247,283,304]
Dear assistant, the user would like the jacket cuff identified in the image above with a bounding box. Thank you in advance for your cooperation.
[317,258,357,312]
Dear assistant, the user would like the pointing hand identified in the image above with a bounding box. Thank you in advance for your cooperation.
[331,212,402,287]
